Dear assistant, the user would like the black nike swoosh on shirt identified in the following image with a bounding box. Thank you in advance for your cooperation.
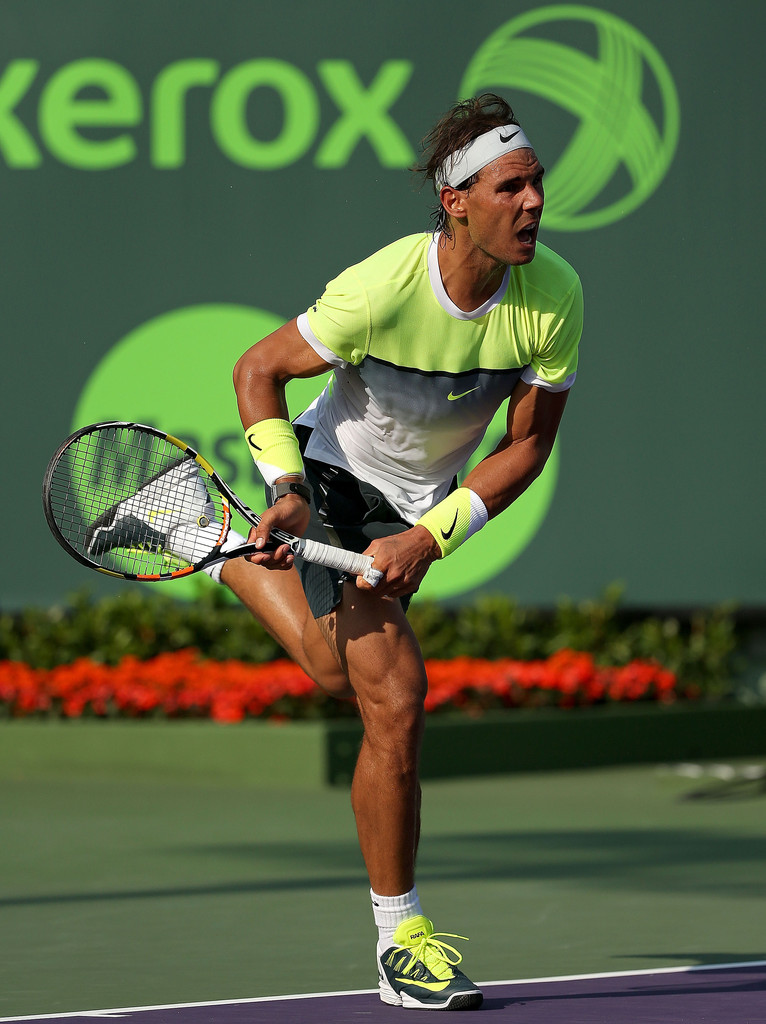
[441,510,459,540]
[499,129,521,144]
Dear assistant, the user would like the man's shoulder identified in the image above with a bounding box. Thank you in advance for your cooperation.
[519,242,581,295]
[346,232,431,288]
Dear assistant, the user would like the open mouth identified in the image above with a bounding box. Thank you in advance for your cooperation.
[518,224,538,246]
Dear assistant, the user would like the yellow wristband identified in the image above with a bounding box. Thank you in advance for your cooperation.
[244,419,304,487]
[415,487,487,558]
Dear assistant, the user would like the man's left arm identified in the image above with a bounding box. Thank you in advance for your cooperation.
[357,380,568,597]
[461,379,568,517]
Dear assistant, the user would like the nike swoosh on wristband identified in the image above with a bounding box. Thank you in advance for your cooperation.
[441,510,459,541]
[447,387,480,401]
[247,437,262,451]
[499,129,521,144]
[394,977,451,992]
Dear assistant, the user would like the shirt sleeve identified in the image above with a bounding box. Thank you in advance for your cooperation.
[298,265,370,366]
[522,275,583,392]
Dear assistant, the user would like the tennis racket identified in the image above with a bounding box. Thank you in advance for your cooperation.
[42,421,382,585]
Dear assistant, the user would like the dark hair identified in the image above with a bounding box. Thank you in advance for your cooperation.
[414,93,519,238]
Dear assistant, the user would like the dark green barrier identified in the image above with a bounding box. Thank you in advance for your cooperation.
[325,704,766,785]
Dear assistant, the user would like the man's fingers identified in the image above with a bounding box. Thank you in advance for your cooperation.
[246,540,294,569]
[362,566,385,587]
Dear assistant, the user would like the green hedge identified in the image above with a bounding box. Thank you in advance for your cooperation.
[0,583,741,699]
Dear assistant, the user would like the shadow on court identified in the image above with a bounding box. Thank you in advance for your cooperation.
[3,827,764,909]
[682,776,766,801]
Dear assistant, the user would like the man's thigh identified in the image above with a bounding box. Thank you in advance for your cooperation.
[317,585,427,707]
[222,557,350,697]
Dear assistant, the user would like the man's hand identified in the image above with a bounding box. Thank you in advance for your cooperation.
[356,524,441,598]
[245,493,311,571]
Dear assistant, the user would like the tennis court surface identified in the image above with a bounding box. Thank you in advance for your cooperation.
[2,961,765,1023]
[2,733,765,1022]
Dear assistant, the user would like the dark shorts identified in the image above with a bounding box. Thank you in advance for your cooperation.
[267,427,412,620]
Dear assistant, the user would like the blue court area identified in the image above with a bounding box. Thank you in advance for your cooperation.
[2,963,765,1023]
[1,735,765,1022]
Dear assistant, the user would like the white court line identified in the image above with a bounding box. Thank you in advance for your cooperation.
[480,958,766,987]
[2,959,765,1022]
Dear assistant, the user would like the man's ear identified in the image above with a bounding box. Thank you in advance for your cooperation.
[439,185,467,221]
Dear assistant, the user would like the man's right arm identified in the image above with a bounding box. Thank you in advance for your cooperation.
[232,318,333,565]
[233,317,333,426]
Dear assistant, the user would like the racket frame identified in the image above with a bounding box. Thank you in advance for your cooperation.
[42,421,375,584]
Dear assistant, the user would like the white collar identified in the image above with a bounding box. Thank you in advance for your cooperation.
[428,235,510,320]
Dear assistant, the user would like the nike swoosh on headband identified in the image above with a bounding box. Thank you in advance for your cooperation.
[437,122,534,188]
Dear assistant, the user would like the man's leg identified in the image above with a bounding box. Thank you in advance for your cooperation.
[318,585,426,894]
[212,561,479,1008]
[316,584,482,1010]
[219,557,353,700]
[317,586,424,958]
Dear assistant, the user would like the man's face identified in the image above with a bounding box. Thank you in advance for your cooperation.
[456,148,545,266]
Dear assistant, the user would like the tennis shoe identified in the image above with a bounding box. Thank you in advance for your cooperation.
[377,915,483,1011]
[86,459,215,558]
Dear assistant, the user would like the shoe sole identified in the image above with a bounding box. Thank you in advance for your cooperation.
[379,980,483,1011]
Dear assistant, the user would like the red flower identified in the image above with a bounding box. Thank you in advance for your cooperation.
[0,650,680,721]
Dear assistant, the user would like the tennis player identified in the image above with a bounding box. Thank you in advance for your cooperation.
[210,94,582,1010]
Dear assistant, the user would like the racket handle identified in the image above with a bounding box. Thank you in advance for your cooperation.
[209,536,382,586]
[294,537,376,580]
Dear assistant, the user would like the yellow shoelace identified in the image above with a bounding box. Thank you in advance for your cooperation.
[400,931,468,979]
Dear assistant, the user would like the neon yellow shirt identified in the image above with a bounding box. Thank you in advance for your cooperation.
[296,232,582,521]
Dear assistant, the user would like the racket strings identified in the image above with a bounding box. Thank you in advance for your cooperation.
[47,427,227,576]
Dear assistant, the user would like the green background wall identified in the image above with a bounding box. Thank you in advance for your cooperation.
[3,1,762,609]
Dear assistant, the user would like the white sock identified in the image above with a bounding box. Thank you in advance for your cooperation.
[371,887,423,953]
[202,528,248,584]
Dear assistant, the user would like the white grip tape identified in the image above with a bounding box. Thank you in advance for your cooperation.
[296,537,375,580]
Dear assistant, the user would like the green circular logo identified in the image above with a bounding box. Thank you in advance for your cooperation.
[74,305,559,601]
[460,5,680,230]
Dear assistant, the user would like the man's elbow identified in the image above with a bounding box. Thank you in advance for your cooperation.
[523,436,556,487]
[233,348,264,396]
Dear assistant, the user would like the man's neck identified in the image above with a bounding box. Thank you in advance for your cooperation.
[436,233,508,313]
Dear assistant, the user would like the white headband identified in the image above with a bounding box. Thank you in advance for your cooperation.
[436,123,534,189]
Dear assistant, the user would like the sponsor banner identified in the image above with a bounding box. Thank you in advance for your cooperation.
[3,2,762,606]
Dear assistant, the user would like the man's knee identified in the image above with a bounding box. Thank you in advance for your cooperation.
[358,683,426,755]
[312,663,355,701]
